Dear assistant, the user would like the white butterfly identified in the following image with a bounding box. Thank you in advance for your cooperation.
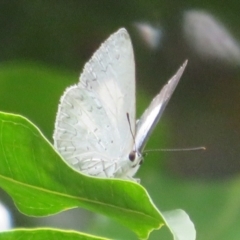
[53,28,187,181]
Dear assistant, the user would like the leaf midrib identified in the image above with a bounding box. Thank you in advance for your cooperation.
[0,174,161,223]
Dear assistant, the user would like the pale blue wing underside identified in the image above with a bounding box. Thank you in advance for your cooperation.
[135,60,188,153]
[53,29,136,177]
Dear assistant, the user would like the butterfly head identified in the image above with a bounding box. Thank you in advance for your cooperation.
[128,150,143,167]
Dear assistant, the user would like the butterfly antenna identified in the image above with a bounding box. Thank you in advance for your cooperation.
[126,113,137,151]
[144,146,206,153]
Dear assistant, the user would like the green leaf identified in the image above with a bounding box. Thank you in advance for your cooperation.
[162,210,196,240]
[0,111,196,240]
[0,112,163,239]
[0,228,110,240]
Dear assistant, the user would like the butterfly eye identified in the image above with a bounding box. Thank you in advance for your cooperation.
[128,151,136,162]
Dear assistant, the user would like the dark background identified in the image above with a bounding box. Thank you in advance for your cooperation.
[0,1,240,239]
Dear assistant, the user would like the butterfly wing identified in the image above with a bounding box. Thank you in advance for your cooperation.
[135,60,188,152]
[53,28,136,177]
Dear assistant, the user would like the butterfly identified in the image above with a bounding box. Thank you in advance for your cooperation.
[53,28,187,182]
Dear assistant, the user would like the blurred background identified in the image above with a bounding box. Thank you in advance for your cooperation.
[0,1,240,239]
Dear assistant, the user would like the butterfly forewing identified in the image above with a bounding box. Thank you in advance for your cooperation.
[78,29,136,155]
[53,29,136,177]
[135,61,188,152]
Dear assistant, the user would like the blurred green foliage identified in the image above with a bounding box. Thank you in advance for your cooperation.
[0,61,77,139]
[1,1,240,240]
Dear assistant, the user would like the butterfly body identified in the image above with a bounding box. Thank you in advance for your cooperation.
[53,28,187,181]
